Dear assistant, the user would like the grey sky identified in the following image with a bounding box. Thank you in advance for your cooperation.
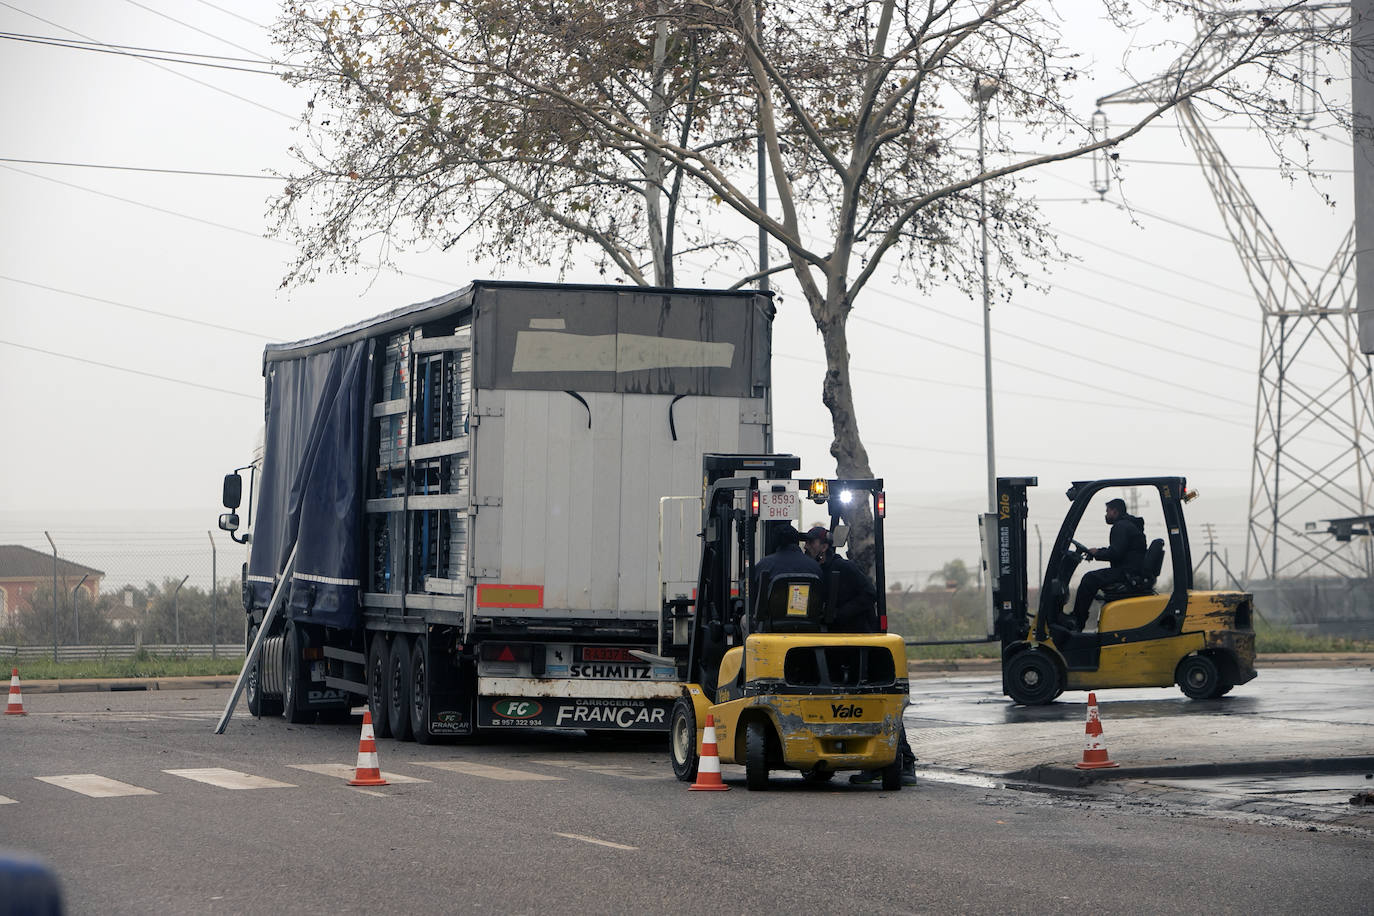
[0,1,1357,587]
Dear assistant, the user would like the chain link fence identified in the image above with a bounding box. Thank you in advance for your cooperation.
[0,524,247,658]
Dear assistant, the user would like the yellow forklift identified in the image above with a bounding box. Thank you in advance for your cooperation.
[659,454,910,789]
[982,476,1257,705]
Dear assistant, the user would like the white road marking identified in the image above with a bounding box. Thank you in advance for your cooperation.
[528,759,664,780]
[0,795,16,805]
[36,774,158,798]
[554,832,637,851]
[163,768,295,790]
[415,761,564,782]
[287,764,429,784]
[353,789,389,798]
[913,769,1002,789]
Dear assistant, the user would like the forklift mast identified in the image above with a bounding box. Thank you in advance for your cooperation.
[982,477,1038,647]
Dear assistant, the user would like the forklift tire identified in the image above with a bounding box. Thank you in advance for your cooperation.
[1177,653,1225,700]
[367,636,393,739]
[745,720,770,790]
[1004,649,1062,706]
[389,634,414,742]
[880,757,903,791]
[669,696,699,782]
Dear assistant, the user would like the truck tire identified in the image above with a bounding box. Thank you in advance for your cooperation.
[246,624,282,718]
[409,636,437,745]
[1177,653,1224,700]
[282,624,313,725]
[745,719,770,790]
[1004,649,1061,706]
[367,636,393,739]
[669,696,699,781]
[389,634,414,742]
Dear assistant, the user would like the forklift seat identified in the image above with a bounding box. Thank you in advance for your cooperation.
[1100,538,1166,601]
[756,571,826,632]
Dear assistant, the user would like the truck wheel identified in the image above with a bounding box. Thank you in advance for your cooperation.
[409,636,437,744]
[246,624,282,718]
[744,719,770,790]
[367,636,393,739]
[389,634,414,742]
[1004,650,1061,706]
[669,696,699,781]
[282,624,313,725]
[1177,654,1223,699]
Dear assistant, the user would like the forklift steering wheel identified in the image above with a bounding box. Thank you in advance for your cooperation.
[1070,539,1092,558]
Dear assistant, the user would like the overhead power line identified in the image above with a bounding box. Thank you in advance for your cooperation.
[0,275,279,340]
[0,338,259,400]
[0,156,282,180]
[0,31,281,74]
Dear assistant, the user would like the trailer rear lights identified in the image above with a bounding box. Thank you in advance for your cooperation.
[480,643,531,663]
[876,491,885,517]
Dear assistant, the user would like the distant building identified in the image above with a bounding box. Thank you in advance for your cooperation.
[0,545,104,628]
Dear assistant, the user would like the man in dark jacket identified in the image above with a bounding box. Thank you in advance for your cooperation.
[804,525,916,786]
[750,524,823,617]
[1070,497,1148,630]
[802,525,878,633]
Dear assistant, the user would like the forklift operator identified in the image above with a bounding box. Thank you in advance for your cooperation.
[1070,498,1148,630]
[749,524,823,613]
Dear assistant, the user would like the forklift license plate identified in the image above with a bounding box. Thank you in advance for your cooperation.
[759,480,800,522]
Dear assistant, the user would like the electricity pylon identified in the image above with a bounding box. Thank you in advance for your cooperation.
[1097,4,1374,582]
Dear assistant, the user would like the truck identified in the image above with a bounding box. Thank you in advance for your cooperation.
[216,281,775,741]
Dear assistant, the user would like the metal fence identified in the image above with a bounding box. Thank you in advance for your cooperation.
[0,644,245,662]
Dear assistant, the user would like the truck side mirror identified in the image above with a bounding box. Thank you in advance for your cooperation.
[222,473,243,510]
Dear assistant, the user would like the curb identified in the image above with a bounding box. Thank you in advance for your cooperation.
[1010,756,1374,788]
[21,676,238,694]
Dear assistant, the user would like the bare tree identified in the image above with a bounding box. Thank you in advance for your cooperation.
[273,0,1350,569]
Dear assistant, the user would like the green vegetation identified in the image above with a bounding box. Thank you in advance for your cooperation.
[1254,623,1373,654]
[2,654,245,681]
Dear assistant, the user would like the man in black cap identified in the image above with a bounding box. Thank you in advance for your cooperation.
[804,524,917,787]
[1070,497,1149,630]
[802,525,878,633]
[749,524,823,615]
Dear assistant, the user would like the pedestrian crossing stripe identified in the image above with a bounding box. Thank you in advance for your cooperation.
[415,761,563,781]
[287,764,429,784]
[528,759,665,780]
[163,768,295,790]
[36,774,158,798]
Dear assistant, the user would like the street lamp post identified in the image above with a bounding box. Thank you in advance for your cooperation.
[44,532,58,662]
[974,76,1000,514]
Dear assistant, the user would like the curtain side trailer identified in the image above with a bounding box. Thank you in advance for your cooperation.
[219,281,774,742]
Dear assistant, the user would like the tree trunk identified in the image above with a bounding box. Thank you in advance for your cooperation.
[816,308,878,576]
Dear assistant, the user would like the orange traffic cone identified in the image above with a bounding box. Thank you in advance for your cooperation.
[5,668,25,716]
[1074,692,1119,770]
[688,713,730,791]
[347,709,388,786]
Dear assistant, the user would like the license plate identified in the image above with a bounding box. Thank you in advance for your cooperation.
[758,479,800,522]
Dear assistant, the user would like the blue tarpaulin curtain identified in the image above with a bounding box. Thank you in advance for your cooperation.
[247,339,372,628]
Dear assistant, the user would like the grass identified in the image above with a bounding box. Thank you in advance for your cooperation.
[1253,623,1373,654]
[3,654,246,680]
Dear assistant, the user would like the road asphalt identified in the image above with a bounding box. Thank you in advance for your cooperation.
[10,654,1373,797]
